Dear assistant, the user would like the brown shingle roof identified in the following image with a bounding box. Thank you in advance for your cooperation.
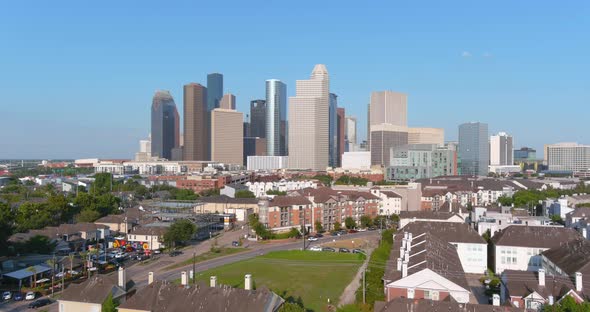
[376,298,525,312]
[59,274,132,304]
[381,191,402,198]
[542,239,590,276]
[491,226,581,248]
[118,281,284,312]
[399,211,463,221]
[401,221,486,244]
[501,270,585,300]
[129,226,168,236]
[200,195,259,205]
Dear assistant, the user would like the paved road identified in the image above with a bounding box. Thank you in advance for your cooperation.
[1,231,378,312]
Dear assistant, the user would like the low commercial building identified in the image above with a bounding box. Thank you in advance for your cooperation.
[341,151,371,170]
[388,144,457,180]
[247,156,289,171]
[126,226,168,251]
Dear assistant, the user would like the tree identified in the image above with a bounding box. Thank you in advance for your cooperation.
[266,190,287,196]
[482,229,492,243]
[0,202,14,255]
[235,190,256,198]
[163,219,197,248]
[279,302,306,312]
[360,215,372,229]
[92,173,113,195]
[20,235,56,254]
[333,221,342,232]
[102,293,118,312]
[314,220,323,233]
[76,208,101,223]
[46,258,56,296]
[312,175,333,186]
[498,196,513,206]
[68,253,75,276]
[344,217,355,230]
[26,266,37,287]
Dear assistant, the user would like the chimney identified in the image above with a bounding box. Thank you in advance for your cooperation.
[408,232,413,242]
[400,246,405,258]
[245,274,252,290]
[148,272,154,285]
[404,251,409,262]
[407,238,412,252]
[583,228,588,239]
[402,261,408,278]
[576,272,583,292]
[402,238,407,250]
[181,271,188,287]
[190,270,194,282]
[404,232,409,240]
[538,269,545,287]
[548,295,554,305]
[396,258,402,271]
[118,267,126,290]
[210,276,217,288]
[492,294,500,306]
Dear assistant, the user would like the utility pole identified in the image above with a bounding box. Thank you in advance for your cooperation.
[192,252,196,285]
[302,208,306,250]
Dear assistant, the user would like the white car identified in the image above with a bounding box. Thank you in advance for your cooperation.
[25,291,35,300]
[307,236,318,242]
[114,252,125,259]
[309,246,322,251]
[2,291,11,300]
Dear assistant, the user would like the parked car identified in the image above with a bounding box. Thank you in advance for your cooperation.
[13,292,23,301]
[339,248,350,253]
[330,232,339,236]
[338,230,348,235]
[309,246,322,251]
[352,249,365,254]
[232,241,240,247]
[307,236,318,242]
[315,233,324,238]
[357,228,367,232]
[348,229,358,234]
[153,249,162,254]
[28,298,52,309]
[169,250,183,257]
[136,254,150,261]
[322,247,336,252]
[2,291,11,300]
[25,291,36,300]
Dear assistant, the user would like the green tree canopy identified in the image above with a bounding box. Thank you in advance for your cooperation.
[235,190,256,198]
[344,217,355,230]
[163,219,197,247]
[360,215,372,228]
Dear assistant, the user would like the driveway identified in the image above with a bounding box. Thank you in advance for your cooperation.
[466,274,488,304]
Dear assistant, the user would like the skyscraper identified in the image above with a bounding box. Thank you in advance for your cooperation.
[490,132,514,166]
[211,106,243,165]
[546,143,590,173]
[250,99,267,139]
[370,124,408,166]
[337,107,345,167]
[329,93,338,168]
[151,90,179,160]
[458,122,489,176]
[345,116,357,152]
[407,128,445,146]
[206,73,223,111]
[183,83,209,161]
[219,93,236,110]
[288,64,330,170]
[266,79,287,156]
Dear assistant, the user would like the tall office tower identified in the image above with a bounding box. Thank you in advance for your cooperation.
[243,137,267,165]
[183,83,209,161]
[370,124,408,166]
[546,143,590,173]
[211,106,243,165]
[490,132,514,166]
[337,107,345,167]
[288,64,330,170]
[206,73,223,111]
[345,116,357,152]
[514,147,537,162]
[406,127,445,146]
[250,99,267,138]
[458,122,489,176]
[368,91,407,147]
[266,79,287,156]
[135,136,152,161]
[329,93,338,167]
[151,90,180,160]
[243,120,251,137]
[219,93,236,110]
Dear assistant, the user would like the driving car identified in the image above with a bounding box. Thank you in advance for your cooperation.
[307,236,318,242]
[232,241,240,247]
[28,298,52,309]
[25,291,36,300]
[309,246,322,251]
[169,250,183,257]
[2,291,11,300]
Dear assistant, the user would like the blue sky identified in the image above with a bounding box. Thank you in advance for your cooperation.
[1,1,588,159]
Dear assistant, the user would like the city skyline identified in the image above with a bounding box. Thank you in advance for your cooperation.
[1,1,589,159]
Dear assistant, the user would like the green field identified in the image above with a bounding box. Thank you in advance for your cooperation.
[164,247,247,270]
[194,250,364,312]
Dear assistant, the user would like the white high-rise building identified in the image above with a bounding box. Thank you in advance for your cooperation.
[288,64,330,170]
[490,132,513,166]
[135,136,152,161]
[345,116,357,151]
[546,143,590,173]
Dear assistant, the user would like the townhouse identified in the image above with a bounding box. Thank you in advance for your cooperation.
[370,187,402,215]
[398,211,464,229]
[491,226,581,274]
[383,231,471,303]
[401,221,487,274]
[375,297,523,312]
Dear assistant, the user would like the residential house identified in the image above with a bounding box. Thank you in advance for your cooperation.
[400,221,487,274]
[370,187,402,216]
[199,195,259,221]
[491,226,581,274]
[383,232,471,303]
[126,226,168,250]
[375,297,523,312]
[59,267,133,312]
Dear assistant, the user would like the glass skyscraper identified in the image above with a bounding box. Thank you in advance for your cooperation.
[458,122,489,176]
[206,73,223,111]
[266,79,287,156]
[151,90,179,160]
[329,93,338,167]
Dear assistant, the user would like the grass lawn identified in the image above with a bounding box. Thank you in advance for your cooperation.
[164,247,247,271]
[193,250,364,312]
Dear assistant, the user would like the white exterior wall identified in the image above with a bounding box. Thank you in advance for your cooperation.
[399,215,464,229]
[454,243,487,274]
[495,245,547,274]
[247,156,289,171]
[342,152,371,170]
[126,233,164,250]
